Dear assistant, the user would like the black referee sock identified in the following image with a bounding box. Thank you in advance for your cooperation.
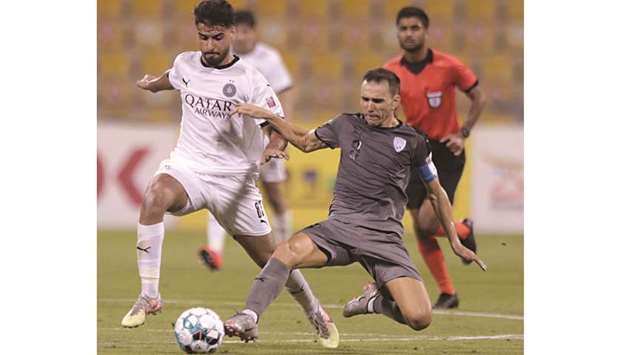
[371,294,407,325]
[245,257,291,318]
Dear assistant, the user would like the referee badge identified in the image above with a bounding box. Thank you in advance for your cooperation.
[393,137,407,152]
[426,90,443,108]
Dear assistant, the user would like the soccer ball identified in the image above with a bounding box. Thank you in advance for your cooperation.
[174,307,224,353]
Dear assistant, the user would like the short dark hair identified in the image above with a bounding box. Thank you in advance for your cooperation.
[363,68,401,96]
[234,10,256,28]
[396,6,430,28]
[194,0,234,27]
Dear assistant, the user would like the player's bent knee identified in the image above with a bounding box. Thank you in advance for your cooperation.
[142,189,172,214]
[272,240,297,267]
[403,310,432,331]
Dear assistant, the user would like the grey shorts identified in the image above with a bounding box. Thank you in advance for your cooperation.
[301,218,422,289]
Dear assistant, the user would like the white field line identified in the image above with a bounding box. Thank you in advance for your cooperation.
[99,298,523,321]
[99,333,523,346]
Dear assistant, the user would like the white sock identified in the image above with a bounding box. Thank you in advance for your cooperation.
[286,269,319,314]
[367,295,378,313]
[272,211,292,243]
[137,222,164,298]
[241,309,258,323]
[207,213,226,254]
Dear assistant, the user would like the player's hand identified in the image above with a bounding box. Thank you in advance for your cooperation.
[234,103,278,120]
[450,240,487,271]
[260,148,289,165]
[136,74,160,92]
[440,134,464,156]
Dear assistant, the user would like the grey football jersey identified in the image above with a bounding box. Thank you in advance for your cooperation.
[315,113,431,236]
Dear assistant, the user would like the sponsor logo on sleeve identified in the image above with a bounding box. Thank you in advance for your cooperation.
[266,96,276,108]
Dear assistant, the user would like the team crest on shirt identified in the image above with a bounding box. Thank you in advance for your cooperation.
[426,91,443,108]
[223,83,236,97]
[393,137,407,152]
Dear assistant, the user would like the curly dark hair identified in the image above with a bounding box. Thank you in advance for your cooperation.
[194,0,234,27]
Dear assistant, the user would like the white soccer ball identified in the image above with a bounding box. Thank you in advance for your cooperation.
[174,307,224,353]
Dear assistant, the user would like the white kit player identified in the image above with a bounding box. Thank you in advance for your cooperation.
[121,0,339,348]
[198,9,295,271]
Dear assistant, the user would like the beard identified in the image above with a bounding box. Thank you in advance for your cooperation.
[398,38,423,53]
[201,48,229,67]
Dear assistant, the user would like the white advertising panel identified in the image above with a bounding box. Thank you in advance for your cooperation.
[97,122,178,228]
[471,125,524,234]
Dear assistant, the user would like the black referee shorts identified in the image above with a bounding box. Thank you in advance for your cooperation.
[406,139,466,209]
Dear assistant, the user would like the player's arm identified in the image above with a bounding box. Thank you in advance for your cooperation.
[259,127,290,163]
[234,103,328,153]
[414,148,487,271]
[441,59,488,154]
[136,71,175,93]
[461,85,487,134]
[423,177,487,271]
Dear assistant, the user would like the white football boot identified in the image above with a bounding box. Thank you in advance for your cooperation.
[308,304,340,349]
[121,294,163,328]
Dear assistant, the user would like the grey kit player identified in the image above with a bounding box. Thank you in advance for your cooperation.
[224,68,486,341]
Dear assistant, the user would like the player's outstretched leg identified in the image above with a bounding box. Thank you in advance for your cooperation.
[286,270,339,348]
[227,233,339,348]
[343,278,432,331]
[121,174,188,328]
[343,282,379,318]
[224,311,258,342]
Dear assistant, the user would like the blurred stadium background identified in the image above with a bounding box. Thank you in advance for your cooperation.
[97,0,523,233]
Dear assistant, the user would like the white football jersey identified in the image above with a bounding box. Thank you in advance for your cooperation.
[236,42,293,95]
[167,51,284,175]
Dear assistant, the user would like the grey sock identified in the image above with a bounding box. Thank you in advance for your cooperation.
[245,258,291,317]
[372,294,407,325]
[285,270,319,314]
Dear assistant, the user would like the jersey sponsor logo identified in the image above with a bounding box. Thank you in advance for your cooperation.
[182,77,190,87]
[222,83,236,97]
[183,93,235,119]
[426,90,443,108]
[393,137,407,152]
[266,96,276,108]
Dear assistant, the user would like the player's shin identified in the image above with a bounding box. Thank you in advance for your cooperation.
[137,222,165,298]
[286,269,319,314]
[243,257,291,320]
[371,294,408,325]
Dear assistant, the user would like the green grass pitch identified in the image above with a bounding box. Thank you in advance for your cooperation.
[98,230,523,354]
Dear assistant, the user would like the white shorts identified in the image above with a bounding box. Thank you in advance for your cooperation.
[259,157,287,183]
[154,158,271,236]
